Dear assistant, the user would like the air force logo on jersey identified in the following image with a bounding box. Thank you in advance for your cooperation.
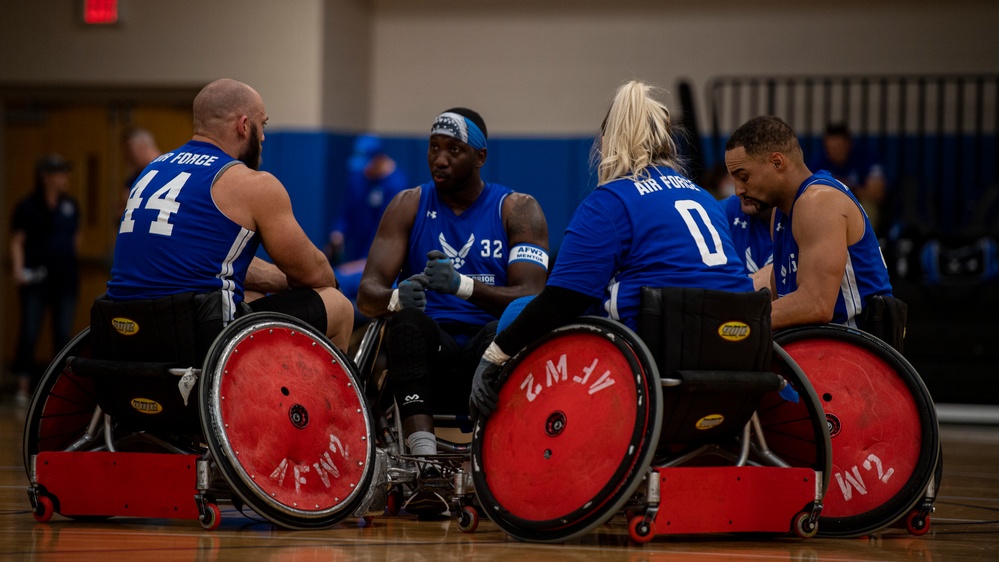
[779,252,798,292]
[439,232,474,269]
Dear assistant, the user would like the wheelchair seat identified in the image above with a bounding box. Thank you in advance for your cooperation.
[638,286,781,446]
[83,291,225,435]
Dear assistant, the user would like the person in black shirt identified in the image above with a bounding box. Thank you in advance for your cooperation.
[10,154,81,407]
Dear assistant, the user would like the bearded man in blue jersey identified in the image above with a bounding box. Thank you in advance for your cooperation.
[723,116,894,332]
[357,108,549,514]
[105,78,353,351]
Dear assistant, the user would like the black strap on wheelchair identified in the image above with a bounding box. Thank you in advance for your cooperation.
[857,294,908,353]
[68,356,181,380]
[670,370,783,393]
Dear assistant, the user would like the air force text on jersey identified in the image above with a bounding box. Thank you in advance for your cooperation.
[151,152,221,167]
[634,174,699,195]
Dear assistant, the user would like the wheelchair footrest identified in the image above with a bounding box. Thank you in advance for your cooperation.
[653,466,819,535]
[33,451,202,520]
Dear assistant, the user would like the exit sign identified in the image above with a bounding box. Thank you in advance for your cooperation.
[82,0,118,25]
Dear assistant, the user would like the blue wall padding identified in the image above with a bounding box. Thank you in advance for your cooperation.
[262,131,997,261]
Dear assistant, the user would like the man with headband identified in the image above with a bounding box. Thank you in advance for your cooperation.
[358,107,549,516]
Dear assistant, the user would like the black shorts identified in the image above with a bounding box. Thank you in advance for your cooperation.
[244,288,327,335]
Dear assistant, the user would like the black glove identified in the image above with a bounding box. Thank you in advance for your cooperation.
[469,357,503,420]
[424,250,461,294]
[398,274,429,311]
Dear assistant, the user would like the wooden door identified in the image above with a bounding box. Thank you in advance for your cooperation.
[2,99,192,383]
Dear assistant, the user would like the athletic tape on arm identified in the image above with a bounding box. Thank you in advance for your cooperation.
[387,288,401,312]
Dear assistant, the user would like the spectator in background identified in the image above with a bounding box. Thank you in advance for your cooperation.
[10,154,81,407]
[811,122,887,233]
[120,127,163,214]
[700,162,736,200]
[327,135,408,325]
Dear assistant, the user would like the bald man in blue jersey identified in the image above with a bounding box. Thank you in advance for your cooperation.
[106,78,353,351]
[724,116,893,331]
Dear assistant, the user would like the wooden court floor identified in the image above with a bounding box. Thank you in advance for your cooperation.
[1,399,997,562]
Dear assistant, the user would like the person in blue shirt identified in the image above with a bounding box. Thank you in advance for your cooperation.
[106,78,353,351]
[721,193,774,289]
[356,108,549,511]
[327,134,408,268]
[327,135,409,326]
[469,80,753,419]
[724,116,893,331]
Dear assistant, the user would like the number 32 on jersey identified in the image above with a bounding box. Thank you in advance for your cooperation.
[120,171,189,236]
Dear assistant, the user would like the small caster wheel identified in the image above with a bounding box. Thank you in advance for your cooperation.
[628,515,655,544]
[793,511,818,539]
[360,515,375,527]
[33,495,54,523]
[905,511,930,536]
[386,488,403,516]
[200,503,221,531]
[457,505,479,533]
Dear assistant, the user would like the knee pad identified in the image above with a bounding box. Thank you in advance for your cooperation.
[385,309,440,418]
[385,308,440,382]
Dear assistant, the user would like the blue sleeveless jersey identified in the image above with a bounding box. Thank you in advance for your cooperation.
[722,194,773,274]
[107,140,259,322]
[547,166,753,331]
[772,170,892,327]
[405,181,512,326]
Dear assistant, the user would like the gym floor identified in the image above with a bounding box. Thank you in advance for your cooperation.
[1,400,996,561]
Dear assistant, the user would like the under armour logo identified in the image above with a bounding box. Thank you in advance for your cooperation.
[439,232,475,269]
[733,217,748,229]
[776,221,784,232]
[427,211,437,219]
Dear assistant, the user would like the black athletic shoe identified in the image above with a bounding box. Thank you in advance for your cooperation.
[403,488,449,517]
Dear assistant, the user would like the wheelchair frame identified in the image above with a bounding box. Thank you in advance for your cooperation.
[24,312,382,530]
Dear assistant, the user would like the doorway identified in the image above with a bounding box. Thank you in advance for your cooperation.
[1,88,197,394]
